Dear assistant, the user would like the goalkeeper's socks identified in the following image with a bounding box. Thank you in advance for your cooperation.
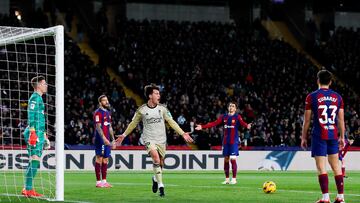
[25,159,40,190]
[153,163,163,186]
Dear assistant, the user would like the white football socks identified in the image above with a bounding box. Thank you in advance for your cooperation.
[322,193,330,200]
[337,194,344,199]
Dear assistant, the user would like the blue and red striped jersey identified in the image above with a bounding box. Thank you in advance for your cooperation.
[201,113,248,145]
[93,108,112,144]
[305,88,344,140]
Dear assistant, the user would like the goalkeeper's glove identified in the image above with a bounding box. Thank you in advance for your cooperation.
[44,133,51,150]
[29,128,38,147]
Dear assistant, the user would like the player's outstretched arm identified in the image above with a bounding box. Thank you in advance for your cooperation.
[115,134,126,146]
[163,108,193,143]
[195,115,224,131]
[115,110,142,146]
[182,132,194,143]
[195,125,202,130]
[237,115,252,129]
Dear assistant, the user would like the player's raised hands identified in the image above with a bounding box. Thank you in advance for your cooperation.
[301,138,308,150]
[195,125,202,131]
[182,132,194,143]
[115,134,126,146]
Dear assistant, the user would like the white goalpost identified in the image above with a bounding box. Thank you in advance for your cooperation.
[0,25,64,201]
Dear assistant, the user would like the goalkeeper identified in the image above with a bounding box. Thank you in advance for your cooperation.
[22,76,50,197]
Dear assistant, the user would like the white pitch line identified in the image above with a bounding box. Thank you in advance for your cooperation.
[111,182,180,187]
[64,181,360,200]
[63,200,93,203]
[272,188,360,197]
[0,193,47,199]
[0,193,93,203]
[102,183,360,197]
[75,182,360,198]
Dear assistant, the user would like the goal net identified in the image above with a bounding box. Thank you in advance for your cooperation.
[0,26,64,201]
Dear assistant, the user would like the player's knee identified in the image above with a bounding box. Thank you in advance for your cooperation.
[102,158,109,164]
[152,154,161,165]
[329,163,341,175]
[224,156,230,162]
[153,158,160,165]
[316,165,327,174]
[152,155,160,164]
[95,156,103,163]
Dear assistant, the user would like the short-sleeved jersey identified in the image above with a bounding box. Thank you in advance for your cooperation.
[123,103,185,145]
[305,88,344,140]
[27,92,46,142]
[93,108,112,145]
[201,113,248,145]
[131,104,181,145]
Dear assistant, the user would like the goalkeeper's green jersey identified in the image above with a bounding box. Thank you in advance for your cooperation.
[25,92,46,142]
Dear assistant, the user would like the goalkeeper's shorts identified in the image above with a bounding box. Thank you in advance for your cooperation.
[27,142,44,157]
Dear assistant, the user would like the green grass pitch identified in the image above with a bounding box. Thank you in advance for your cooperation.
[1,171,359,202]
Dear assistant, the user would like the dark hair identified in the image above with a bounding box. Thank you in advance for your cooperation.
[228,101,238,108]
[31,75,45,89]
[144,83,160,99]
[98,95,107,103]
[317,70,333,85]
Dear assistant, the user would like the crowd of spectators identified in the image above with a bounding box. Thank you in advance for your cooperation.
[0,13,137,147]
[313,26,360,147]
[63,37,138,145]
[315,27,360,93]
[95,19,360,148]
[1,12,359,148]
